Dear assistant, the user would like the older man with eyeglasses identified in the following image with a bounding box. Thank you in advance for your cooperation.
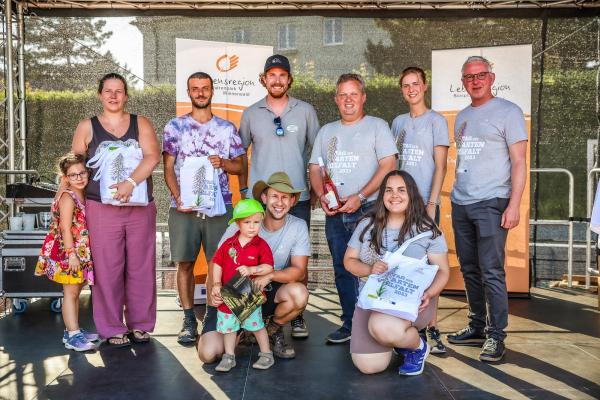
[446,56,528,362]
[239,54,320,339]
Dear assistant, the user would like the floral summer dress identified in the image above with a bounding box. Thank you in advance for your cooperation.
[35,190,94,285]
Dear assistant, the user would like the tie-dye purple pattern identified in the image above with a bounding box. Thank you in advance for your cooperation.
[162,114,245,206]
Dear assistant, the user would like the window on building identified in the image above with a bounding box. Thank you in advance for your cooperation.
[233,29,249,44]
[324,18,343,45]
[278,24,297,51]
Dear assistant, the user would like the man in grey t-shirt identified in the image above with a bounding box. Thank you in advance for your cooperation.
[197,172,311,362]
[309,73,397,343]
[239,54,319,337]
[447,56,528,363]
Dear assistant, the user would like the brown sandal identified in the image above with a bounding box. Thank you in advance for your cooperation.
[105,334,131,348]
[130,329,150,343]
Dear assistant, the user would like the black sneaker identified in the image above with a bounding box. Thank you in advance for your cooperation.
[427,326,447,354]
[177,316,198,345]
[291,314,309,339]
[479,338,505,362]
[267,319,295,359]
[447,326,486,346]
[326,326,351,344]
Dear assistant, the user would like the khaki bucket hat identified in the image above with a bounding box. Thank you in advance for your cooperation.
[252,171,304,202]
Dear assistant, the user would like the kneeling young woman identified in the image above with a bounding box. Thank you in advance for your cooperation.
[344,170,450,376]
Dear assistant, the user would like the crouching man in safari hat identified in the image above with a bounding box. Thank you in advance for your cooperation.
[198,171,311,362]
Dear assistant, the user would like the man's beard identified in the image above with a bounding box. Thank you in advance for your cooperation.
[191,97,211,109]
[267,85,288,99]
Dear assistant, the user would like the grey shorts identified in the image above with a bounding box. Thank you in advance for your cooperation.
[350,296,438,354]
[168,206,233,263]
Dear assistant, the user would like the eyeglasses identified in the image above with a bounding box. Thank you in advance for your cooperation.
[274,117,284,136]
[462,72,491,82]
[66,171,89,181]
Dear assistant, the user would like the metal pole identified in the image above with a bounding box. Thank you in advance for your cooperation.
[17,2,26,172]
[531,168,574,287]
[4,0,15,185]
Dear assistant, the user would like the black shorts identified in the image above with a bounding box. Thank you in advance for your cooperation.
[262,281,283,318]
[201,305,218,334]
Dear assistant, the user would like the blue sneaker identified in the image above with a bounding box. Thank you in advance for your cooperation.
[398,338,430,376]
[326,326,351,343]
[62,329,100,344]
[64,332,96,352]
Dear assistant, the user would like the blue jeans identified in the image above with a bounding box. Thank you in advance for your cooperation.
[325,201,374,329]
[289,199,311,230]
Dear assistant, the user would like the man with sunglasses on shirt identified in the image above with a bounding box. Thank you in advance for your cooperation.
[239,54,320,339]
[309,73,398,343]
[446,56,527,362]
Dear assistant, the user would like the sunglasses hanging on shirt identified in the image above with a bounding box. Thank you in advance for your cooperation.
[274,116,285,137]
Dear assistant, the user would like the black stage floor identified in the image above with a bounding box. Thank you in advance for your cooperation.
[1,288,599,400]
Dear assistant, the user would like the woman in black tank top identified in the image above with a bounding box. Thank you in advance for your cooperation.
[71,73,160,347]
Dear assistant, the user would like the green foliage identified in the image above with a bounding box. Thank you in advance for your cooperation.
[24,17,134,91]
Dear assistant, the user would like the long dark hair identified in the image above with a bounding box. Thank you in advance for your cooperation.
[359,170,441,255]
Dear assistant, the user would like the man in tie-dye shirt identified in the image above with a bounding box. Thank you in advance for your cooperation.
[162,71,245,345]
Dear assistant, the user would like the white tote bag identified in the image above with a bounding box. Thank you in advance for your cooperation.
[179,156,216,210]
[86,140,148,206]
[179,156,226,217]
[357,231,439,322]
[201,168,226,217]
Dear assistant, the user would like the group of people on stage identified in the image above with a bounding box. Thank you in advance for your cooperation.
[35,52,527,376]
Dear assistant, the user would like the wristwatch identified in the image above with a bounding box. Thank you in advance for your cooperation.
[358,191,367,204]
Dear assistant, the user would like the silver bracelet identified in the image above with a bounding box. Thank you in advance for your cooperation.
[126,177,137,188]
[357,191,367,204]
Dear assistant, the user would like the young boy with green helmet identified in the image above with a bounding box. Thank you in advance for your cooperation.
[211,199,275,372]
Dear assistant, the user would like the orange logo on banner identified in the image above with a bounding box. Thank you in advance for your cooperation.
[216,54,240,72]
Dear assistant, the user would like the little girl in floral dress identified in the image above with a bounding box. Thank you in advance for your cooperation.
[35,153,98,352]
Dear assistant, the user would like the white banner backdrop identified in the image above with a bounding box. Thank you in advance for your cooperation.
[432,44,532,114]
[431,44,532,294]
[176,38,272,118]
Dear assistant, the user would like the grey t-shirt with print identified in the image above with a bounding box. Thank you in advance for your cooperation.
[451,97,528,205]
[348,218,448,266]
[218,214,311,271]
[391,110,449,203]
[309,115,398,202]
[240,96,320,202]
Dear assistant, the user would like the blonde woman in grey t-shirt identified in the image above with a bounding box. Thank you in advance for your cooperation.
[391,67,449,219]
[391,66,450,355]
[344,170,449,376]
